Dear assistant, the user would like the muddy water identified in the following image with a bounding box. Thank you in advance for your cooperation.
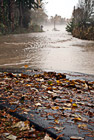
[0,25,94,74]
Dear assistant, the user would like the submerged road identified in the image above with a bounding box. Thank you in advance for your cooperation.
[0,25,94,74]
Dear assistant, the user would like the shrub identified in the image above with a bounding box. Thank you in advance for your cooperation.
[66,20,74,33]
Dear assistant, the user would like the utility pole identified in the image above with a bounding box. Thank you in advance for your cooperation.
[54,18,56,30]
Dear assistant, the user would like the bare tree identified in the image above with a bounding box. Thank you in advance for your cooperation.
[77,0,94,24]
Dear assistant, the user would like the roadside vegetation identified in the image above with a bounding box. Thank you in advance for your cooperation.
[66,0,94,40]
[0,0,48,35]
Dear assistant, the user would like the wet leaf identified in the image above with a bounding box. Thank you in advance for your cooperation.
[9,108,18,113]
[70,136,84,140]
[54,119,59,124]
[42,133,52,140]
[47,87,52,90]
[64,103,71,107]
[24,64,28,68]
[54,126,65,131]
[56,133,64,140]
[48,81,52,85]
[3,133,10,136]
[6,134,17,140]
[56,80,61,84]
[62,107,71,110]
[73,117,82,121]
[70,99,73,103]
[78,123,87,129]
[84,83,88,89]
[51,106,59,110]
[35,102,42,106]
[72,103,77,107]
[20,73,28,78]
[12,121,30,130]
[36,78,44,82]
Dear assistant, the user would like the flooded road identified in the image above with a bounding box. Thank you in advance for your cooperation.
[0,25,94,74]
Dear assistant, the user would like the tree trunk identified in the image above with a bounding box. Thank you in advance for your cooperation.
[19,2,23,27]
[0,0,4,24]
[8,0,15,31]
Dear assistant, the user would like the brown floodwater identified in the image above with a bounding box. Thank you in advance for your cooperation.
[0,25,94,74]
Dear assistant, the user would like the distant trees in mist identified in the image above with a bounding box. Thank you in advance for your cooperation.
[66,0,94,40]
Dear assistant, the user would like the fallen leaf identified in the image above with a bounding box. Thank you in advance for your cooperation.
[24,64,28,68]
[48,81,52,85]
[12,121,30,130]
[78,123,87,129]
[36,78,44,82]
[51,106,59,110]
[70,99,73,103]
[54,126,65,131]
[47,87,52,90]
[72,103,77,107]
[56,80,61,84]
[73,117,82,121]
[42,133,52,140]
[7,134,17,140]
[70,136,84,140]
[54,119,59,124]
[35,102,42,106]
[3,133,10,136]
[64,103,71,107]
[56,133,64,140]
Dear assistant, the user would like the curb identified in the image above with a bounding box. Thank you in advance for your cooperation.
[0,101,66,140]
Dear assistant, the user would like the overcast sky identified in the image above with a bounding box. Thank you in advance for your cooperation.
[45,0,78,18]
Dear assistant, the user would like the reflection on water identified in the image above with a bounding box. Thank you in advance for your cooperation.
[0,25,94,74]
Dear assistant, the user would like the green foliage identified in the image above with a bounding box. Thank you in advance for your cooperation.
[66,20,74,33]
[48,81,52,85]
[30,24,42,32]
[0,23,5,34]
[0,0,43,34]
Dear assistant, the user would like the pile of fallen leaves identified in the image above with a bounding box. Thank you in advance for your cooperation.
[0,109,54,140]
[0,71,94,140]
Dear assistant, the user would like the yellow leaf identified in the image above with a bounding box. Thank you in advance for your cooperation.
[74,117,82,121]
[56,80,61,84]
[54,119,59,124]
[65,80,70,82]
[24,65,28,68]
[70,99,73,103]
[26,84,32,87]
[78,124,87,129]
[52,106,59,110]
[15,81,19,84]
[47,87,52,90]
[24,120,30,126]
[63,107,71,110]
[72,103,77,107]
